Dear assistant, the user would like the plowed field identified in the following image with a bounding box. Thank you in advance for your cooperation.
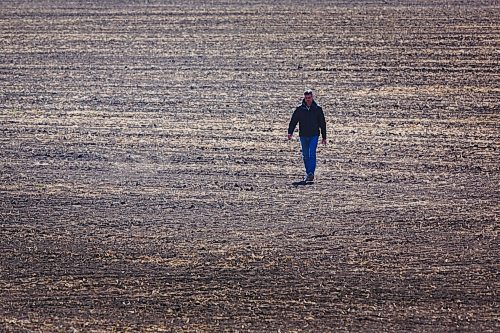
[1,1,499,332]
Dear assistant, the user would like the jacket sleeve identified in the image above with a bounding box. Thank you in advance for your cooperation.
[318,107,327,139]
[288,108,299,135]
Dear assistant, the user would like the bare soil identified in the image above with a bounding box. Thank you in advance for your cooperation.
[1,1,498,332]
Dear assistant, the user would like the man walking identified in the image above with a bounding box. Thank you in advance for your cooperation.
[287,89,327,182]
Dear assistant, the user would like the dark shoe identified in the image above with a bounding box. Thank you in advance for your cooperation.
[306,173,314,182]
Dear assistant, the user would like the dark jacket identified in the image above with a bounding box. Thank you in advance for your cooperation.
[288,100,327,139]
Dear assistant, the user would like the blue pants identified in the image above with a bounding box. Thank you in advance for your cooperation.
[300,135,319,175]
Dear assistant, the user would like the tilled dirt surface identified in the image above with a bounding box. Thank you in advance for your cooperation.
[1,0,499,332]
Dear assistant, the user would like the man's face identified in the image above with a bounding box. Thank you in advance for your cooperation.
[304,94,313,106]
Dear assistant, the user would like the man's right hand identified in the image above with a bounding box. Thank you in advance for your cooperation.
[287,134,293,140]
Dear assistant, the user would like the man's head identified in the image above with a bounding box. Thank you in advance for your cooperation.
[304,89,314,106]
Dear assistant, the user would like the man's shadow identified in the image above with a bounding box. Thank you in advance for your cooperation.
[292,180,314,186]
